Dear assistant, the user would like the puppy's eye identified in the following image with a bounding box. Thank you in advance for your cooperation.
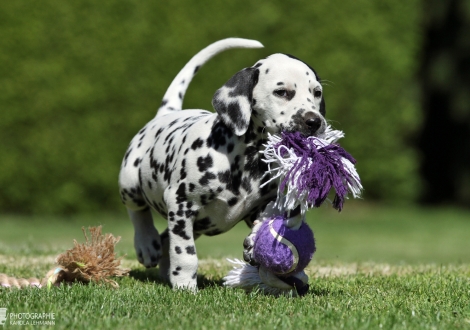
[273,89,288,97]
[314,90,322,98]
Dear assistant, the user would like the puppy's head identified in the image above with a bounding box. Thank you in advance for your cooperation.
[212,54,326,137]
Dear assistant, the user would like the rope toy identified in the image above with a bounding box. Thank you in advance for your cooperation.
[0,226,129,289]
[224,126,362,296]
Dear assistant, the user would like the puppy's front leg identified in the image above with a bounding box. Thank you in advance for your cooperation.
[166,196,199,291]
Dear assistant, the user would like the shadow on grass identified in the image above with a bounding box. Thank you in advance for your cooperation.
[129,268,224,289]
[129,267,330,296]
[129,268,167,285]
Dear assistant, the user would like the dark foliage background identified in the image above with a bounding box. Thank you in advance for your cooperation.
[1,0,466,214]
[418,0,470,206]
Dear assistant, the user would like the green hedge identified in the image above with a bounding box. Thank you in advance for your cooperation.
[0,0,422,214]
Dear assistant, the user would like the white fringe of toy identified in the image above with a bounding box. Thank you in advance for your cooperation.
[224,259,304,297]
[260,125,362,215]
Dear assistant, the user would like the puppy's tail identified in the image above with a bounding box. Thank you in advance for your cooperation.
[156,38,263,118]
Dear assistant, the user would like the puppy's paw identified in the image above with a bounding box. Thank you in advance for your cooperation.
[172,279,198,293]
[243,220,263,266]
[170,267,198,292]
[134,229,162,268]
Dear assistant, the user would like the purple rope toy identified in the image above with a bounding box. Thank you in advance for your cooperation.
[270,130,361,213]
[224,126,362,296]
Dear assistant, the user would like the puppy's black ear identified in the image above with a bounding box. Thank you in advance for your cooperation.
[320,96,326,116]
[212,67,259,136]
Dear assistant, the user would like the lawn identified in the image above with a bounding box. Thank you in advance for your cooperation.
[1,202,469,329]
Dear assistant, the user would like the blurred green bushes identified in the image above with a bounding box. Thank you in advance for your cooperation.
[0,0,422,214]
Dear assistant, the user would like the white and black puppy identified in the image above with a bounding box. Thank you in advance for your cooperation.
[119,38,326,290]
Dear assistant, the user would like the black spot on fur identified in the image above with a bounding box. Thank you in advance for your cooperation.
[186,246,196,255]
[185,208,197,219]
[191,138,204,150]
[175,246,182,254]
[243,145,266,179]
[206,121,230,150]
[228,197,238,207]
[180,159,187,180]
[176,183,187,204]
[197,155,213,172]
[189,183,196,192]
[168,119,179,128]
[176,204,184,217]
[199,172,216,186]
[172,220,190,240]
[124,148,132,160]
[218,169,242,195]
[241,177,252,193]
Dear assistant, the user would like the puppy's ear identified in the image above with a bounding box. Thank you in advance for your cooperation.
[320,96,326,116]
[212,67,259,136]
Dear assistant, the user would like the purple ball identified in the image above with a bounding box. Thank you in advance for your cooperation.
[253,215,316,275]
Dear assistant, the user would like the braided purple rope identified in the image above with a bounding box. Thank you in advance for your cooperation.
[275,131,357,211]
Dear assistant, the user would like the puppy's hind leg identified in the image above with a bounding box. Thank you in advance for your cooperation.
[128,208,162,268]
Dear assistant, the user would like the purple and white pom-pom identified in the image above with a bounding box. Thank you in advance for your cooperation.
[261,125,362,214]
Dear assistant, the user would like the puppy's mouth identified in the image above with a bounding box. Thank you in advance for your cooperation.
[303,123,326,137]
[280,121,326,138]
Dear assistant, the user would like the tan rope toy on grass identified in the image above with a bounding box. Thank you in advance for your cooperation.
[0,226,129,289]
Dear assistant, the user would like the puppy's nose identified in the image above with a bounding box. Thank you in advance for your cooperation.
[305,117,322,132]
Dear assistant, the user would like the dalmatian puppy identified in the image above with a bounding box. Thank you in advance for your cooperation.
[119,38,327,290]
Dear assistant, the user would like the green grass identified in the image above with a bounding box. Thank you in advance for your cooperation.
[1,203,470,329]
